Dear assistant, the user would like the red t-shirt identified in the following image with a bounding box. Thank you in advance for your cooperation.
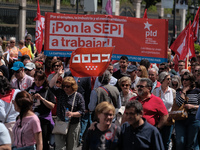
[129,94,168,126]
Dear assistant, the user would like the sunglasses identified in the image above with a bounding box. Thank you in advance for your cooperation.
[182,78,190,81]
[54,65,61,68]
[172,83,178,87]
[195,70,199,72]
[35,70,43,74]
[166,78,171,81]
[26,39,31,41]
[36,68,43,71]
[56,81,62,84]
[14,69,22,74]
[10,41,15,43]
[136,85,147,88]
[137,69,142,72]
[121,84,129,87]
[25,69,33,72]
[62,85,71,88]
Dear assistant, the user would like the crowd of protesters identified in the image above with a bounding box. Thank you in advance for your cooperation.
[1,34,200,150]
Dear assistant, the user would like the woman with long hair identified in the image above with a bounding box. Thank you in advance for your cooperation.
[175,72,200,149]
[137,65,148,78]
[12,91,42,150]
[26,70,56,150]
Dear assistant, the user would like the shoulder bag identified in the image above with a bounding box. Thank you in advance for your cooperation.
[169,93,188,120]
[52,92,77,135]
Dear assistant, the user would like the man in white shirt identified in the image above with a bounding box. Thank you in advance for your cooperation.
[10,61,34,90]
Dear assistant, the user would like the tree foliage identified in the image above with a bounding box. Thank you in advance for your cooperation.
[142,0,161,9]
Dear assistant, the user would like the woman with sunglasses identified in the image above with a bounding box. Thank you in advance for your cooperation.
[83,101,121,150]
[115,76,137,125]
[137,65,148,78]
[175,72,200,150]
[49,74,85,150]
[170,75,181,90]
[47,59,64,88]
[5,37,18,63]
[26,70,56,150]
[12,91,42,150]
[153,72,175,150]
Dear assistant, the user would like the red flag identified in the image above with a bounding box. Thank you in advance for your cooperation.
[170,21,191,61]
[143,9,147,18]
[191,7,200,41]
[34,0,43,54]
[189,31,196,59]
[105,0,112,15]
[173,54,179,72]
[70,47,114,77]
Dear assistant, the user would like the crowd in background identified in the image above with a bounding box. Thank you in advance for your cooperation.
[1,34,200,150]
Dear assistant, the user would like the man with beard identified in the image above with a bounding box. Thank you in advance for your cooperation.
[127,78,168,130]
[113,56,129,80]
[119,100,164,150]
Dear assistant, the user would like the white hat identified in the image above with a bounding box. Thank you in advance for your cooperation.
[25,62,36,70]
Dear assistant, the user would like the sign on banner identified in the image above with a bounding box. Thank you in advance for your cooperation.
[44,13,168,63]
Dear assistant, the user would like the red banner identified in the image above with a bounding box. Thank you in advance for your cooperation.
[70,47,114,77]
[44,13,168,63]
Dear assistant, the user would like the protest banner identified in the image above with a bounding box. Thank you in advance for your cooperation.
[44,12,168,63]
[70,47,114,77]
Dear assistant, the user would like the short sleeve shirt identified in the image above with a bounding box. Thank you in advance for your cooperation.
[130,94,168,126]
[12,114,41,148]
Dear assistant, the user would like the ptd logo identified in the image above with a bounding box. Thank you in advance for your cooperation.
[144,21,157,38]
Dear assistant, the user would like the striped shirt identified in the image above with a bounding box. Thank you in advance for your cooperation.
[176,88,200,115]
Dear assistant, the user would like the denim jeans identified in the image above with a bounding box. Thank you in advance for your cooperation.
[160,125,174,150]
[175,114,200,150]
[79,112,91,144]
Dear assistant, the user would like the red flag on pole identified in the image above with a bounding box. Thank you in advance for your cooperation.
[105,0,112,15]
[34,0,43,54]
[191,7,200,41]
[143,9,147,18]
[70,47,114,77]
[170,21,191,61]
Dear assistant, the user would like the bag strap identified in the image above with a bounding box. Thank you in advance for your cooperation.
[4,90,14,123]
[71,92,77,112]
[44,89,48,100]
[99,86,117,107]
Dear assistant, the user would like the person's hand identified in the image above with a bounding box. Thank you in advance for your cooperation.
[66,111,73,118]
[182,86,190,93]
[88,122,97,130]
[184,104,195,110]
[58,67,64,76]
[34,93,43,101]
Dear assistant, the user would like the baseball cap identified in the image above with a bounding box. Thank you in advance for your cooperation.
[11,61,25,71]
[127,65,137,72]
[25,62,36,70]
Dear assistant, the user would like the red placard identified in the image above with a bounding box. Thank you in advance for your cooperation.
[44,13,168,63]
[70,47,114,77]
